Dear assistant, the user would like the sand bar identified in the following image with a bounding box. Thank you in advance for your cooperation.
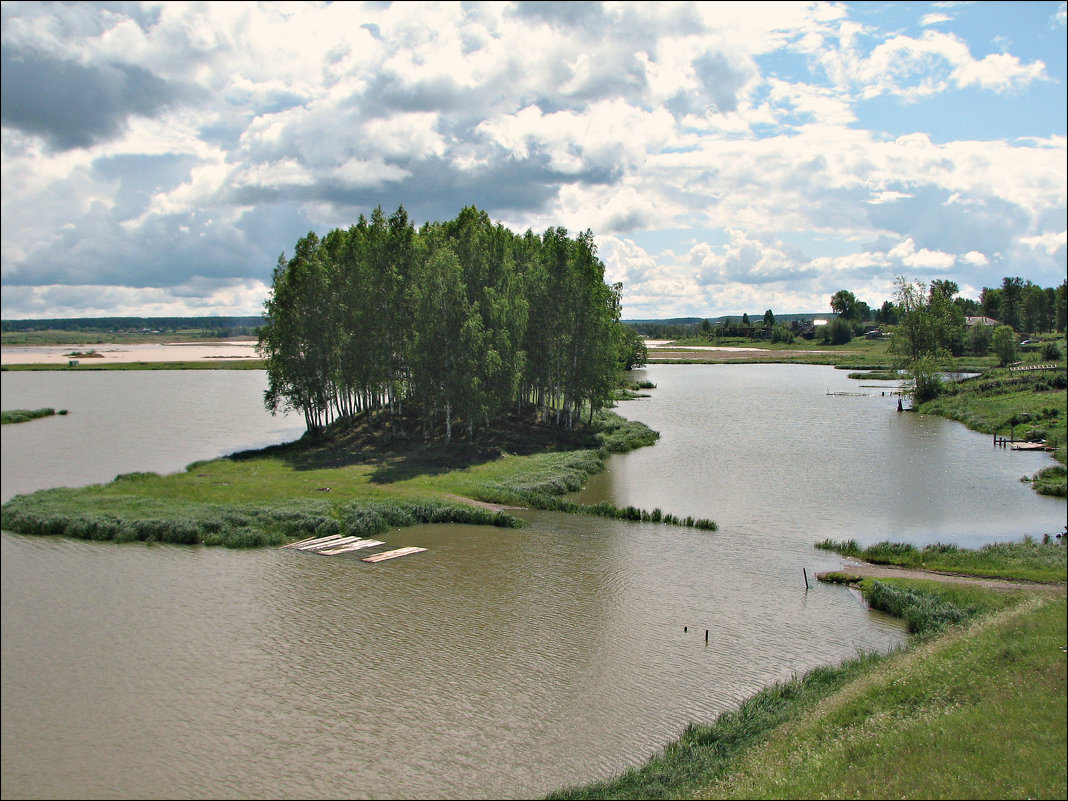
[1,342,261,366]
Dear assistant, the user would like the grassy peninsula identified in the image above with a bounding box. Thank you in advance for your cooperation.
[549,538,1067,800]
[0,409,717,548]
[1,407,67,424]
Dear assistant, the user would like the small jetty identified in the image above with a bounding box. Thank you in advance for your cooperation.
[1008,363,1061,372]
[1009,441,1052,451]
[362,546,427,563]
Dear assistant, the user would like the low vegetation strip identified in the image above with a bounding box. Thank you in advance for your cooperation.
[1,407,66,424]
[0,491,522,548]
[549,577,1066,800]
[815,537,1067,584]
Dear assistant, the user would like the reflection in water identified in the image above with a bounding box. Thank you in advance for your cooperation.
[3,364,1059,798]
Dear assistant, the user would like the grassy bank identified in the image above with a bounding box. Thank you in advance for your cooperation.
[0,410,716,547]
[917,366,1067,496]
[1,407,67,424]
[549,569,1066,800]
[815,536,1068,584]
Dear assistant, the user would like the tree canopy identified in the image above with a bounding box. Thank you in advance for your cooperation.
[258,206,631,439]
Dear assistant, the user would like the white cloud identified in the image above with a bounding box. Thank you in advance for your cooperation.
[1,1,1064,319]
[921,13,952,27]
[814,24,1048,101]
[1019,230,1067,256]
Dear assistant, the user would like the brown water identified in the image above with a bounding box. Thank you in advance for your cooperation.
[2,365,1061,799]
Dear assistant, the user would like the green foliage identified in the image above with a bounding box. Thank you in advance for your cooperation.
[907,356,943,403]
[770,323,795,343]
[966,321,993,355]
[1,407,62,424]
[863,580,975,634]
[818,317,854,345]
[1030,465,1067,497]
[890,276,966,361]
[618,325,648,370]
[0,492,522,549]
[1041,340,1063,361]
[259,206,629,437]
[992,324,1017,366]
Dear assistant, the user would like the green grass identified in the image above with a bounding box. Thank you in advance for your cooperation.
[548,579,1066,800]
[0,410,716,546]
[1,407,66,424]
[699,592,1066,800]
[815,537,1068,584]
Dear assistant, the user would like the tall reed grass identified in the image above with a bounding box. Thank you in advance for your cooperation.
[1,407,65,424]
[0,493,521,548]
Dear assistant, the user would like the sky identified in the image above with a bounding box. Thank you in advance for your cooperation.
[1,1,1065,321]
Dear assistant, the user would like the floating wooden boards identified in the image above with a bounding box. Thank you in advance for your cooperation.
[281,534,425,563]
[361,546,427,563]
[318,539,383,555]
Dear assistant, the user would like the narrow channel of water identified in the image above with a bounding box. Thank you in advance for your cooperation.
[579,364,1064,549]
[2,364,1060,799]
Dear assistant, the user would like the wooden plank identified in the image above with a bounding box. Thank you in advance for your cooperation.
[318,539,385,555]
[361,546,427,563]
[299,535,359,551]
[1011,442,1050,451]
[283,533,343,549]
[281,534,329,549]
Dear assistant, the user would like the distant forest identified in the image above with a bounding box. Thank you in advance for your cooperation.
[1,317,264,336]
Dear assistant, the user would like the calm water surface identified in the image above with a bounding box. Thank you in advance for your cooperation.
[2,365,1061,799]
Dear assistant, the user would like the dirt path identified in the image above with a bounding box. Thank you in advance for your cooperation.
[443,494,526,512]
[820,559,1066,593]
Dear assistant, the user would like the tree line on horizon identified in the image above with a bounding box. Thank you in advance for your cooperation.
[258,205,645,439]
[631,276,1067,346]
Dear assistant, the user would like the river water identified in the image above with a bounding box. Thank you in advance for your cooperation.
[2,364,1062,799]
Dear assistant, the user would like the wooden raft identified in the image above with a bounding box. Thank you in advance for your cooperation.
[362,546,427,563]
[318,539,384,555]
[283,534,344,550]
[281,534,425,562]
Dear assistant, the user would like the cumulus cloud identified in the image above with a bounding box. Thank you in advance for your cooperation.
[0,45,189,150]
[1,1,1064,319]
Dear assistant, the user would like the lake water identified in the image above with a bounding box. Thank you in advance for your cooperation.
[2,364,1062,799]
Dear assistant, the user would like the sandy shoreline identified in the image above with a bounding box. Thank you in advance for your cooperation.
[1,342,261,365]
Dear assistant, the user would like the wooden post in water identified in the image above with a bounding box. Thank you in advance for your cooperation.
[803,567,810,590]
[705,629,709,644]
